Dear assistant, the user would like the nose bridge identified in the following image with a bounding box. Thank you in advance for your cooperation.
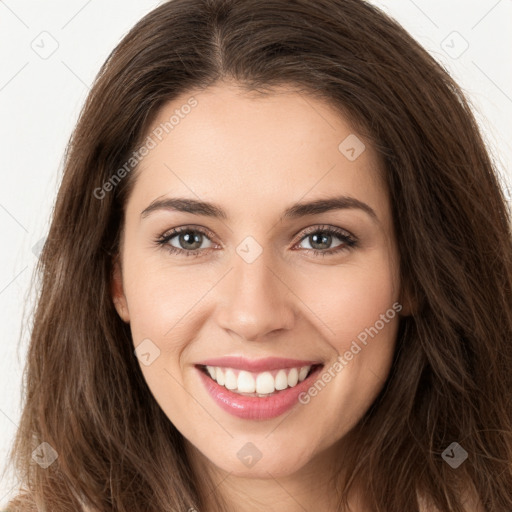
[215,238,295,341]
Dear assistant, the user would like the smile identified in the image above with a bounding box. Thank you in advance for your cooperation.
[195,356,324,420]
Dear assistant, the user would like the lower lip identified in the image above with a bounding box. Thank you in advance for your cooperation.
[196,365,323,420]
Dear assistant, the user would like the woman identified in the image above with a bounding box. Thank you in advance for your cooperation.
[3,0,511,510]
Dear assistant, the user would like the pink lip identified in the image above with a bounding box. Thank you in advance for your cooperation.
[195,356,321,372]
[196,363,324,421]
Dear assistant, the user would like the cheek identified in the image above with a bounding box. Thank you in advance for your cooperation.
[122,256,207,344]
[121,259,203,420]
[292,262,400,442]
[296,252,400,348]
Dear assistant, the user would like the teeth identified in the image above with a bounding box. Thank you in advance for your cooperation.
[216,368,225,386]
[238,371,256,393]
[256,372,275,394]
[206,366,216,380]
[275,369,288,390]
[298,366,309,381]
[204,364,314,395]
[224,369,237,390]
[288,368,299,387]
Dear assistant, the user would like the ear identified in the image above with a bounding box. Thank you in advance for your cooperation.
[111,255,130,323]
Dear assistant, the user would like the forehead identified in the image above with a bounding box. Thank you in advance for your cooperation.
[126,83,389,223]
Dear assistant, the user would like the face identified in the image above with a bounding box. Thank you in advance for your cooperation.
[112,82,404,480]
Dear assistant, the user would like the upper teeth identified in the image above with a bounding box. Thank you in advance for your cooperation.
[206,365,311,395]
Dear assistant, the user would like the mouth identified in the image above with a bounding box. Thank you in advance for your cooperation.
[196,363,323,397]
[195,358,325,420]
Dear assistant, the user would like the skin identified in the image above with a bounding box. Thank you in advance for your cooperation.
[112,81,408,512]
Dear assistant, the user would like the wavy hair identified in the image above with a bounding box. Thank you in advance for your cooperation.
[4,0,512,510]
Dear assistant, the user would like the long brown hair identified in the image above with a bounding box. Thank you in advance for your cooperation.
[4,0,512,510]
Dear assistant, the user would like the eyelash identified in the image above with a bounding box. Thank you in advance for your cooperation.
[155,224,357,259]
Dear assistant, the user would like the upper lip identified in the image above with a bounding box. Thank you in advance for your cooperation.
[195,356,323,372]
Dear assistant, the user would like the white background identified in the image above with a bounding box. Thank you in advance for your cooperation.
[1,0,511,505]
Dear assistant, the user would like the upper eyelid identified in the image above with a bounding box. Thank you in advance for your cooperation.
[298,224,353,238]
[159,225,218,244]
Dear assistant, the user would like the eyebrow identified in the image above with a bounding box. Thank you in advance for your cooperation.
[140,195,378,222]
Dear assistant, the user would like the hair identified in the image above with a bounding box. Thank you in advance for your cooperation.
[3,0,512,510]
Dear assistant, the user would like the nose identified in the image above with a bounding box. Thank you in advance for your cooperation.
[215,247,296,342]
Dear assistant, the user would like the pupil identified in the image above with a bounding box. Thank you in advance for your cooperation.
[181,231,201,250]
[311,232,331,250]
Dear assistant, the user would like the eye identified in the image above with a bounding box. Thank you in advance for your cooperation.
[293,225,357,257]
[155,224,357,258]
[155,226,216,258]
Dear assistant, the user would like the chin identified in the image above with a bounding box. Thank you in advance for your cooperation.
[200,437,317,479]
